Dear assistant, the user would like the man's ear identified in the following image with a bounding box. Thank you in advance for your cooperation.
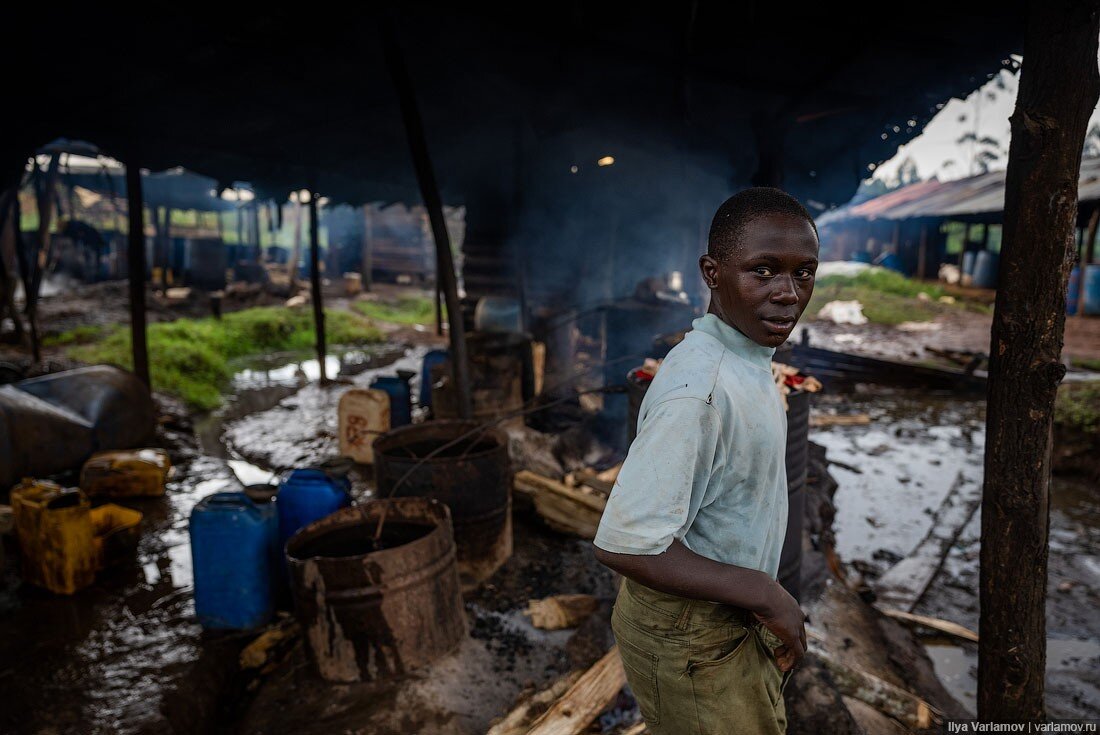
[699,254,720,289]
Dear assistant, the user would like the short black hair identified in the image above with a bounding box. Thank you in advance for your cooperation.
[708,187,818,261]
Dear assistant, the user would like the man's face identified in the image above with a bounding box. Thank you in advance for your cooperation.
[699,212,819,348]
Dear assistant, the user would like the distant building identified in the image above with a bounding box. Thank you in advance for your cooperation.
[816,157,1100,282]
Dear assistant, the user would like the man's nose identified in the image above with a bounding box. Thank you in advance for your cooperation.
[771,275,798,305]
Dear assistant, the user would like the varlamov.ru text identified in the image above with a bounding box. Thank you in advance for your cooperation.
[946,723,1097,733]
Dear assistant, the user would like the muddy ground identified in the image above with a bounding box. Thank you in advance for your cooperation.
[2,278,1098,732]
[811,389,1100,719]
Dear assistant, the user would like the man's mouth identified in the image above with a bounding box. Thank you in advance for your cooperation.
[761,316,796,333]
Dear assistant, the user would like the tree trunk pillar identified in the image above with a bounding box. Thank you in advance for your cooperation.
[979,0,1100,720]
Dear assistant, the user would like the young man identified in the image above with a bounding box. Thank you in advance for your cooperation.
[593,188,819,735]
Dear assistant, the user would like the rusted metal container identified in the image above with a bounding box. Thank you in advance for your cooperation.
[373,421,513,587]
[285,498,466,683]
[430,331,532,428]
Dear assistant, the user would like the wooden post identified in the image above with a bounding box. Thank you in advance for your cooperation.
[979,0,1100,721]
[125,158,150,388]
[308,190,327,382]
[288,196,303,291]
[1077,206,1099,315]
[380,11,472,419]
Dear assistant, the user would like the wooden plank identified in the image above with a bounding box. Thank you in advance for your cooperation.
[486,671,584,735]
[875,472,979,611]
[878,609,979,644]
[525,646,626,735]
[814,648,941,731]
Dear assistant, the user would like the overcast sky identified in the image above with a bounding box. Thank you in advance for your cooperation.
[871,54,1100,186]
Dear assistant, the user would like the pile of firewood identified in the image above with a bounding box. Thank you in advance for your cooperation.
[512,463,620,539]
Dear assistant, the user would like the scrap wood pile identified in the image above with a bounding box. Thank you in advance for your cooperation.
[487,646,636,735]
[513,464,620,539]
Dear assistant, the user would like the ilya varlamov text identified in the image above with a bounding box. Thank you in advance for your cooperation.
[946,723,1098,733]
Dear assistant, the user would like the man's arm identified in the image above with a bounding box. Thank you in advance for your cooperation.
[594,540,807,671]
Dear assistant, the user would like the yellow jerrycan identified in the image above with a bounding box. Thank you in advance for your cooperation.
[10,479,97,594]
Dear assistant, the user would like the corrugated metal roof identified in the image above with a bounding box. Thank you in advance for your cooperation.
[818,157,1100,224]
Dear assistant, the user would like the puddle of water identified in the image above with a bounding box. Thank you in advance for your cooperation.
[222,345,430,473]
[810,389,985,566]
[926,637,1100,716]
[0,454,243,734]
[229,344,406,391]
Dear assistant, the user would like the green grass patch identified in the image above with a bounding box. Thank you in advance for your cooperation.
[62,306,383,410]
[1055,381,1100,436]
[353,296,439,326]
[1071,357,1100,373]
[43,324,107,347]
[808,269,989,325]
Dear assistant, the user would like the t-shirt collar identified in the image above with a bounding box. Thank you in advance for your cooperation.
[691,313,775,370]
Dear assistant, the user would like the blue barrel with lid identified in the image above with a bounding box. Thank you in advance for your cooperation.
[974,250,999,289]
[1084,264,1100,316]
[189,492,277,629]
[371,375,412,427]
[962,251,976,277]
[1067,267,1081,316]
[277,469,351,550]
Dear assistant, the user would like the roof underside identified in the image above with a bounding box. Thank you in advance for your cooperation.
[5,3,1024,215]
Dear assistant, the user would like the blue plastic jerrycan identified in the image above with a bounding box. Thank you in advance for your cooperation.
[276,469,351,551]
[189,492,277,630]
[370,375,413,427]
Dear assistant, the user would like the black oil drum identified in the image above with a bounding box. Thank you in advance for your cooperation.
[373,420,513,587]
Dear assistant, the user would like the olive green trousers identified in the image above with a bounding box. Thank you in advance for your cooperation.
[611,578,790,735]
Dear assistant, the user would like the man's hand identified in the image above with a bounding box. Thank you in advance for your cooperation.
[593,541,807,671]
[753,581,807,672]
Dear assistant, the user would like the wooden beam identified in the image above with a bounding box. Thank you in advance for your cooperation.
[979,0,1100,721]
[308,190,327,382]
[125,159,150,388]
[379,11,472,419]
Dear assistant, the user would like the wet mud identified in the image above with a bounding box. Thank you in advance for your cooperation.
[811,387,1100,719]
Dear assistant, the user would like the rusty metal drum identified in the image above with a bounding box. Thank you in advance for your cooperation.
[373,420,513,587]
[285,498,466,683]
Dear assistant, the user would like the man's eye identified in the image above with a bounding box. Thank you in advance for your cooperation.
[753,267,773,277]
[795,269,815,280]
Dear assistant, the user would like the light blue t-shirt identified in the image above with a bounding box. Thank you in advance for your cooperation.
[594,313,788,578]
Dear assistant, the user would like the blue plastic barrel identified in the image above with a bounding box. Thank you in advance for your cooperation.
[962,251,976,276]
[419,350,448,409]
[974,251,999,289]
[1067,267,1081,316]
[371,375,412,427]
[190,492,277,630]
[1084,264,1100,315]
[277,469,351,550]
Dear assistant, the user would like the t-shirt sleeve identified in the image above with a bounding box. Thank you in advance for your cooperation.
[593,396,723,556]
